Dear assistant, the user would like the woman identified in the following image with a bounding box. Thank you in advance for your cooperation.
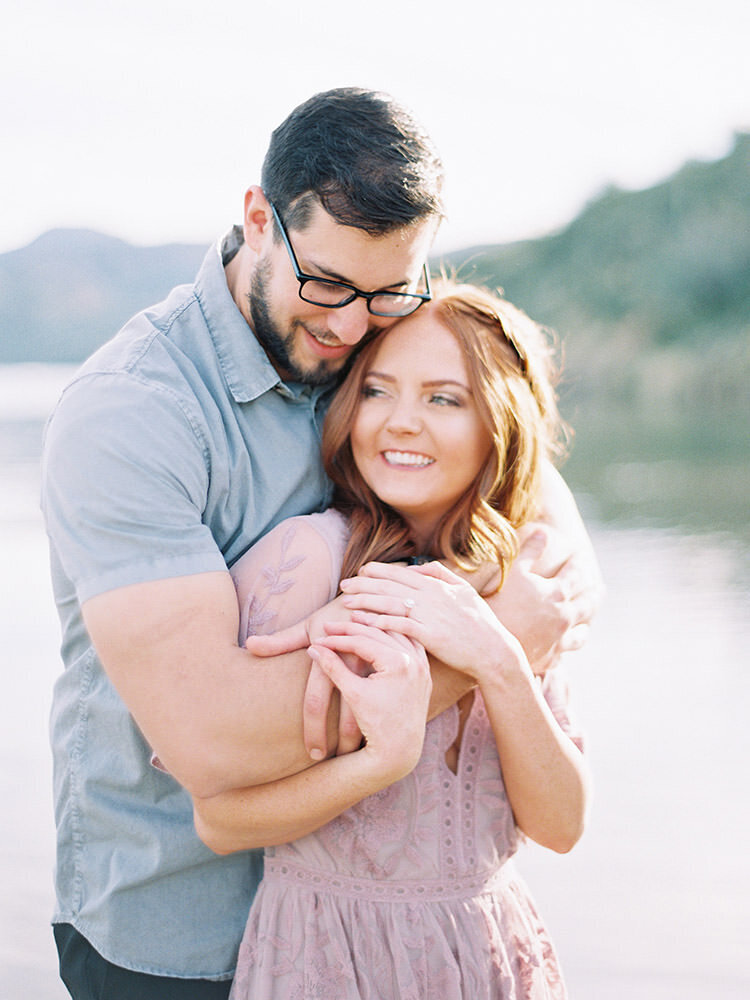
[194,282,591,998]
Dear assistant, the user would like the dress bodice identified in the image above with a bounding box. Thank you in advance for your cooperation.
[267,693,518,896]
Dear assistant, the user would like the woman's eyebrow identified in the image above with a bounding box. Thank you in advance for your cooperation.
[421,379,470,390]
[365,372,470,391]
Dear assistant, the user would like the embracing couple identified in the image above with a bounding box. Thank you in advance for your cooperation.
[43,88,601,999]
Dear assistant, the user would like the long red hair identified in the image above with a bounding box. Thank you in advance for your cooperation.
[322,281,567,589]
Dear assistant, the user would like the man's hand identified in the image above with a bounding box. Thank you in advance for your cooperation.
[489,524,603,672]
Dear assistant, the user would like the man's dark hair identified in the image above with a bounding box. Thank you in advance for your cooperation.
[261,88,444,236]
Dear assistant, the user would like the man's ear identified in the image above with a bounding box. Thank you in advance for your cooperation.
[242,186,274,253]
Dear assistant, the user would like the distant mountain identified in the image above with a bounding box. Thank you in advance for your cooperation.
[446,133,750,343]
[0,230,207,362]
[441,132,750,422]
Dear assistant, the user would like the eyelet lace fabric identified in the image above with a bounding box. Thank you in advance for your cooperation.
[228,510,578,999]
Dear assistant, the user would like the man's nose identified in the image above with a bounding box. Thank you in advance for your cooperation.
[326,299,373,345]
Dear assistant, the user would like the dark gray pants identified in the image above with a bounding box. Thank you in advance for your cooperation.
[54,924,232,1000]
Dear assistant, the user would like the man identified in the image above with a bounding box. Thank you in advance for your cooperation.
[42,88,599,999]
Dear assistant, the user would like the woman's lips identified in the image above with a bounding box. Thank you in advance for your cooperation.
[382,450,435,468]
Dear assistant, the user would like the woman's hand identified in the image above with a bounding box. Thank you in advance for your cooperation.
[310,622,432,783]
[339,561,527,685]
[193,622,432,854]
[340,520,601,676]
[244,594,365,762]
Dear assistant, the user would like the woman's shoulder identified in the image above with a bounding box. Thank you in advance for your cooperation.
[230,509,349,601]
[252,509,349,569]
[230,510,351,640]
[303,508,350,557]
[231,509,348,570]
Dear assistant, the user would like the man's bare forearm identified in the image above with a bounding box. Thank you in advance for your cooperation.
[82,571,341,798]
[427,656,475,719]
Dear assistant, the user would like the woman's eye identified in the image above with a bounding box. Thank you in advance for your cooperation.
[430,393,460,407]
[362,384,387,399]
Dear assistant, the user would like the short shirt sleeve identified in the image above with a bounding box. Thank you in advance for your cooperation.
[42,371,225,603]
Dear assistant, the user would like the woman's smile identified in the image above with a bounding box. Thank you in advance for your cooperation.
[350,309,492,547]
[381,450,435,468]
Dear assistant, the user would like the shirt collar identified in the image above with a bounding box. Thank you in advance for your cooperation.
[193,232,280,403]
[194,230,339,408]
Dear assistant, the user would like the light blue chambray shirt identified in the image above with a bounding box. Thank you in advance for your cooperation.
[40,231,334,979]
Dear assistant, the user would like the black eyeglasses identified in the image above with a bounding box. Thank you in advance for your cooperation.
[269,201,431,317]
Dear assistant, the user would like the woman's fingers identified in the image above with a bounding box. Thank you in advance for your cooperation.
[349,561,432,584]
[340,577,418,603]
[314,620,418,662]
[308,637,430,783]
[347,609,424,641]
[341,591,422,620]
[308,646,362,704]
[340,562,452,622]
[244,620,309,655]
[406,560,465,584]
[336,697,364,757]
[302,660,336,762]
[309,626,428,715]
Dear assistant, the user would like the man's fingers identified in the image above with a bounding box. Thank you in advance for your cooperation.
[529,621,590,674]
[302,661,335,762]
[550,555,588,597]
[520,525,574,578]
[515,528,548,565]
[519,551,590,610]
[554,581,601,631]
[529,648,560,676]
[558,623,591,653]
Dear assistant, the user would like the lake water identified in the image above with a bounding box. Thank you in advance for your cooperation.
[1,365,748,999]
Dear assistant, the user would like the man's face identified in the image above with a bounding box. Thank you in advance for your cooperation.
[247,201,437,386]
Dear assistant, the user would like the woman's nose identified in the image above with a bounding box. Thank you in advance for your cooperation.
[385,397,422,434]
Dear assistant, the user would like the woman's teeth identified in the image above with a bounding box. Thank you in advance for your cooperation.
[383,451,434,467]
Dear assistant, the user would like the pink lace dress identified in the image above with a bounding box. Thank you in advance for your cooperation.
[229,510,583,1000]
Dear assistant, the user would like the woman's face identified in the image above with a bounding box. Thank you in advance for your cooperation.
[350,307,493,549]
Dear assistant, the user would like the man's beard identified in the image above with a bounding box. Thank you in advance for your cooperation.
[248,261,341,387]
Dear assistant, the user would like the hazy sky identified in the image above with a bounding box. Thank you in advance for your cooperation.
[3,0,748,256]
